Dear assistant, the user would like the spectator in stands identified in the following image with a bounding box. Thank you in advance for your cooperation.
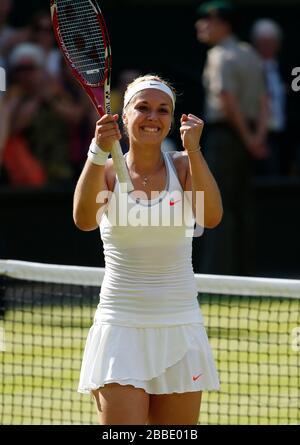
[251,19,288,176]
[30,10,61,79]
[57,58,98,179]
[1,43,75,186]
[195,1,268,275]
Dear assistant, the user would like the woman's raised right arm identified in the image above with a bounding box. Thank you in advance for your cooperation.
[73,161,107,231]
[73,114,121,231]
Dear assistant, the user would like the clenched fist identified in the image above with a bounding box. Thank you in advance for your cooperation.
[95,114,122,152]
[180,114,204,153]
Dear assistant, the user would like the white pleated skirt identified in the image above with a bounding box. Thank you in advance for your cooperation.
[78,322,220,395]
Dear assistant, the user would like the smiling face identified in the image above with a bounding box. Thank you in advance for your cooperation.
[123,89,173,147]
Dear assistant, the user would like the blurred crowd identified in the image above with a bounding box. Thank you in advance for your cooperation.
[0,1,98,187]
[0,0,299,190]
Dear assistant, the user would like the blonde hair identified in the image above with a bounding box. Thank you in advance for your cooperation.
[123,74,176,111]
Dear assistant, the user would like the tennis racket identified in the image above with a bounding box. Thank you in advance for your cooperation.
[50,0,134,193]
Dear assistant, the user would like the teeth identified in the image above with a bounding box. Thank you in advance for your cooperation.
[143,127,159,133]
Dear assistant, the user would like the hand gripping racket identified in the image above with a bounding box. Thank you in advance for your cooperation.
[50,0,134,193]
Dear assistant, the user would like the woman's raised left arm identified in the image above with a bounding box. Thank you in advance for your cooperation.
[180,113,223,228]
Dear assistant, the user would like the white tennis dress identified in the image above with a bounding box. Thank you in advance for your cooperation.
[78,152,219,394]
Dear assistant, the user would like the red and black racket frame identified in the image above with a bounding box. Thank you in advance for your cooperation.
[50,0,112,117]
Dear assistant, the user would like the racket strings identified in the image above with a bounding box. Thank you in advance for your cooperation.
[56,0,108,85]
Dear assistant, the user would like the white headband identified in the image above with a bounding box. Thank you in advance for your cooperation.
[123,80,176,110]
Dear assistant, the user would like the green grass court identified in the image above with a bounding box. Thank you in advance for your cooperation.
[0,296,299,425]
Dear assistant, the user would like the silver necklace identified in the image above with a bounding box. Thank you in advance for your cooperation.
[142,175,150,187]
[127,156,164,187]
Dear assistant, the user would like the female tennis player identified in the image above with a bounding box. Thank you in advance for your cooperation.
[74,75,223,425]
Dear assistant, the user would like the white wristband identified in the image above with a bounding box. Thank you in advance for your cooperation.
[87,139,110,166]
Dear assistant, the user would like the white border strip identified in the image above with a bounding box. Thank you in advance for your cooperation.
[0,260,105,287]
[197,273,300,299]
[0,260,300,299]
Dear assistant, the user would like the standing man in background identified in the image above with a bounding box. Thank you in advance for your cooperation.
[251,19,287,177]
[195,1,268,275]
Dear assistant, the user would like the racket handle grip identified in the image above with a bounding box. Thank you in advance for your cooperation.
[111,141,134,193]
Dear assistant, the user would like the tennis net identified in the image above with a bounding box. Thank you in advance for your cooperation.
[0,260,299,425]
